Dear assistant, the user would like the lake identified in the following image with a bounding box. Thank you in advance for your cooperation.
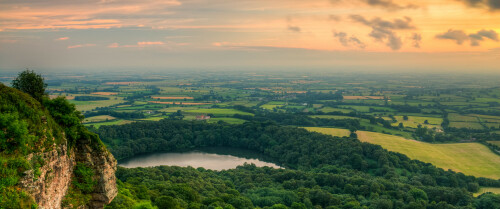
[118,147,281,171]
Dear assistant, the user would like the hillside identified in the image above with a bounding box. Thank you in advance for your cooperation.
[305,127,500,179]
[0,83,117,208]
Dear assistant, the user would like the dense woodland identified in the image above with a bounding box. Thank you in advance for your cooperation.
[98,119,500,208]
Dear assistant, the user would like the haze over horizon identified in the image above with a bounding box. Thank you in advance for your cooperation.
[1,0,499,72]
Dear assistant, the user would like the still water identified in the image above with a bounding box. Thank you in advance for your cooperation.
[118,147,281,171]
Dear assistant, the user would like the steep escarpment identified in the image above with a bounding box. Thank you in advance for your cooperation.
[0,83,116,209]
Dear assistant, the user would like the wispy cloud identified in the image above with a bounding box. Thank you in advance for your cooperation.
[0,0,181,30]
[56,37,69,41]
[68,44,96,49]
[108,41,169,48]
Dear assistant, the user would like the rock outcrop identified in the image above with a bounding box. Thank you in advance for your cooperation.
[19,144,73,209]
[19,136,117,209]
[1,83,117,209]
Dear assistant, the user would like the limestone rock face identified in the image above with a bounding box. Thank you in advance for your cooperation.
[19,140,117,209]
[74,138,118,209]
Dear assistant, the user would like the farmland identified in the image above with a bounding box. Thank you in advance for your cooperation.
[305,127,500,179]
[18,70,500,180]
[184,108,254,116]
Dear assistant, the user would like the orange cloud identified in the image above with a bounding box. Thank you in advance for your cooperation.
[108,43,120,48]
[137,41,165,46]
[108,41,166,48]
[56,37,69,41]
[0,0,181,30]
[68,44,96,49]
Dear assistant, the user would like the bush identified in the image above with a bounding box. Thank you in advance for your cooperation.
[73,163,96,194]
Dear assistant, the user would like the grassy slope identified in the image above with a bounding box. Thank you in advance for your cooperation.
[305,127,500,179]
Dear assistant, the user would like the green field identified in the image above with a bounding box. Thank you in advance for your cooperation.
[185,108,254,116]
[388,116,442,129]
[207,117,247,124]
[449,121,484,129]
[83,119,133,129]
[448,113,479,122]
[305,127,500,179]
[338,105,395,113]
[261,102,286,110]
[360,120,414,139]
[83,115,116,123]
[318,107,353,113]
[70,96,125,112]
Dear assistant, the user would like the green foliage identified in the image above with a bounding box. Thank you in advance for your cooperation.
[474,193,500,209]
[0,112,29,154]
[0,157,34,208]
[73,163,97,194]
[100,119,500,208]
[61,185,92,209]
[43,97,84,146]
[11,69,47,102]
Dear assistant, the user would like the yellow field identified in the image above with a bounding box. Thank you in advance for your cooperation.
[305,127,351,137]
[305,127,500,179]
[474,187,500,197]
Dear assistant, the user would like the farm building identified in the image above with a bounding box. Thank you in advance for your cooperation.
[196,115,211,120]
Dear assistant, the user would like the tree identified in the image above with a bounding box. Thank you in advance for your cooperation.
[11,69,47,102]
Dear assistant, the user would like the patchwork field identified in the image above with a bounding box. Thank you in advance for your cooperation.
[305,127,500,179]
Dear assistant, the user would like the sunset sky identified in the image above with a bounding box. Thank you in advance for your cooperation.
[0,0,499,72]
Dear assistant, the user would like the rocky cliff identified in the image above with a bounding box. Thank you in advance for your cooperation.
[0,84,117,209]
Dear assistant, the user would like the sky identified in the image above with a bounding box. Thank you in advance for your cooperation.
[0,0,499,72]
